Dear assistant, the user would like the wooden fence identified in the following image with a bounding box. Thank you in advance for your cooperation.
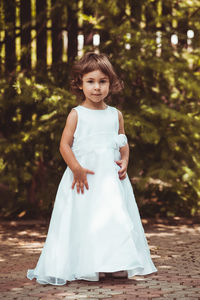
[0,0,198,76]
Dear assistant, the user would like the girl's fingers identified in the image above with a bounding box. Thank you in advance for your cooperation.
[71,180,75,189]
[119,170,126,179]
[86,169,95,175]
[118,167,126,175]
[115,160,122,166]
[73,169,94,194]
[76,182,80,194]
[80,183,84,194]
[76,181,88,194]
[85,180,89,190]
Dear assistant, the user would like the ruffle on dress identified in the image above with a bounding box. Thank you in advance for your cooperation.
[113,134,128,149]
[72,133,128,158]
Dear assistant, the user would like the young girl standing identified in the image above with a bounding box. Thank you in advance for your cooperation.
[27,52,157,285]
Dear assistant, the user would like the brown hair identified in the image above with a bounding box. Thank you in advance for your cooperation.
[70,52,123,100]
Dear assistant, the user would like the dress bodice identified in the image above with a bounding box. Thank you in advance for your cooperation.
[73,105,118,139]
[71,105,127,158]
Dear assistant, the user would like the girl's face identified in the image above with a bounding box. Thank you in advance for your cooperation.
[80,69,110,105]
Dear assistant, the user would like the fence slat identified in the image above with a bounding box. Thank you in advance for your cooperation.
[36,0,47,71]
[4,0,16,74]
[20,0,31,71]
[83,0,94,46]
[0,1,198,75]
[51,0,63,65]
[67,3,78,63]
[162,0,172,44]
[130,0,142,29]
[177,11,188,49]
[145,0,157,32]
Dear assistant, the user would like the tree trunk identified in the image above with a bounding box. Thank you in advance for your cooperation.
[83,0,94,46]
[20,0,31,71]
[51,0,63,65]
[4,0,16,75]
[162,0,172,44]
[145,0,157,32]
[36,0,47,72]
[130,0,142,29]
[67,3,78,63]
[177,14,188,49]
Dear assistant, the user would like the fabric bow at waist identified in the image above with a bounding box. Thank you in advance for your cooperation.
[72,133,127,157]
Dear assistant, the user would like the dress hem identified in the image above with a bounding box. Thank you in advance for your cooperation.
[27,265,157,286]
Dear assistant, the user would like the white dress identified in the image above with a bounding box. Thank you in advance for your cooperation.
[27,105,157,285]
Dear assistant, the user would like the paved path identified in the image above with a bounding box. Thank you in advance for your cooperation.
[0,219,200,300]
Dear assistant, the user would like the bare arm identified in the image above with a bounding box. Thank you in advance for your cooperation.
[60,109,94,193]
[116,110,129,180]
[59,109,80,172]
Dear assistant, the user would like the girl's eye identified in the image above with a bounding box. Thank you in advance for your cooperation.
[86,80,108,84]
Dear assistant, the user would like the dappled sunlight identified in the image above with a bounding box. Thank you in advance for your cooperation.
[19,243,43,252]
[146,231,176,237]
[0,221,47,268]
[143,222,200,281]
[11,253,23,257]
[11,287,23,292]
[159,265,173,269]
[0,220,200,299]
[0,257,6,262]
[151,254,160,259]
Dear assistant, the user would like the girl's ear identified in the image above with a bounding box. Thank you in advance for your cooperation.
[78,77,83,90]
[78,82,83,90]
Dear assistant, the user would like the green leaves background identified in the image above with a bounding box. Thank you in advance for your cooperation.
[1,0,200,218]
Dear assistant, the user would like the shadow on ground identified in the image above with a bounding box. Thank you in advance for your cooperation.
[0,218,200,299]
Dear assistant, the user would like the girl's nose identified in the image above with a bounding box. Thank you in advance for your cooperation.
[94,82,100,89]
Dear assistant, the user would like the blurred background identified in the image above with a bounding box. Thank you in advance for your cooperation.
[0,0,200,220]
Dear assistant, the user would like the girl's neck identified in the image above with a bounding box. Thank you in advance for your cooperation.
[80,100,107,110]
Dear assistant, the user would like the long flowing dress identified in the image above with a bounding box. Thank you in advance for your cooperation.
[27,105,157,285]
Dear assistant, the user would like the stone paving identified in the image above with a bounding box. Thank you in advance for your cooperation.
[0,218,200,300]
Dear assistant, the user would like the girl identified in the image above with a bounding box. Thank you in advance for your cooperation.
[27,52,157,285]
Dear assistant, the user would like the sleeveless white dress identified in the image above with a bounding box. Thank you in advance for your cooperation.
[27,105,157,285]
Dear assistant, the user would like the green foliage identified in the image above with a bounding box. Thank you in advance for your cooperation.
[1,0,200,218]
[94,0,200,217]
[0,74,76,217]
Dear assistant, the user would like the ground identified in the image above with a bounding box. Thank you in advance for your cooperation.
[0,218,200,300]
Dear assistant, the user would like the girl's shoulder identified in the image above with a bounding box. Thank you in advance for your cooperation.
[70,105,122,118]
[71,104,117,112]
[71,105,81,112]
[108,106,123,118]
[66,107,78,125]
[108,105,118,111]
[69,105,82,118]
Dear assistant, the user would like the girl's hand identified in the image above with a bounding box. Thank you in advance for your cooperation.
[71,166,95,194]
[115,159,128,180]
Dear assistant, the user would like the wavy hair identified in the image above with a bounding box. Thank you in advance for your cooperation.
[70,52,124,100]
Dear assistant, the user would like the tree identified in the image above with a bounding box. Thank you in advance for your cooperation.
[51,0,63,65]
[67,1,78,63]
[1,0,200,218]
[20,0,31,71]
[36,0,47,72]
[95,0,200,217]
[3,0,16,75]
